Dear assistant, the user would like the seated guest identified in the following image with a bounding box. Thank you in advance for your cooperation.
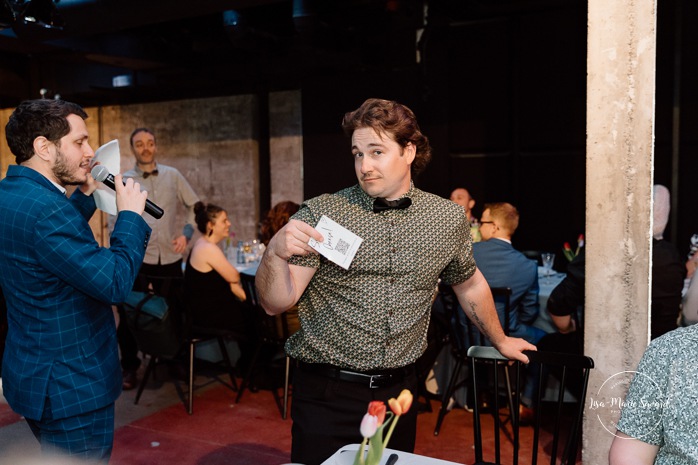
[260,201,300,246]
[449,187,476,223]
[450,187,480,242]
[467,202,545,344]
[461,202,544,422]
[681,251,698,326]
[650,185,685,339]
[185,202,247,331]
[539,249,585,354]
[259,200,300,336]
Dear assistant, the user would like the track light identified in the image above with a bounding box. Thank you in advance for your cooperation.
[21,0,64,30]
[0,0,17,28]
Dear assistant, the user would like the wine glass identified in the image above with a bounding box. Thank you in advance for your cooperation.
[541,252,555,283]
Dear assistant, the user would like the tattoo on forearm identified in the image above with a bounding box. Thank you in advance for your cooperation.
[467,300,487,334]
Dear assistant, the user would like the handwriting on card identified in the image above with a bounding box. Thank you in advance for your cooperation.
[308,215,363,270]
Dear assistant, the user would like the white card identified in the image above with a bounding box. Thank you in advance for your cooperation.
[92,139,121,215]
[308,215,363,270]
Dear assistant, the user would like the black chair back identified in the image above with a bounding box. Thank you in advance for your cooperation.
[238,273,292,418]
[125,274,185,358]
[467,346,594,465]
[132,273,243,414]
[433,286,512,436]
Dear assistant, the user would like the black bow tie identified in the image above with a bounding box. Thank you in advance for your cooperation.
[142,170,159,179]
[373,197,412,213]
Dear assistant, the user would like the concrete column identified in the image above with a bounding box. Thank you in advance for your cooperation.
[585,0,657,463]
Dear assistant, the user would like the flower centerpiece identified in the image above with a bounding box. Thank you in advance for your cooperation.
[562,234,584,262]
[354,389,413,465]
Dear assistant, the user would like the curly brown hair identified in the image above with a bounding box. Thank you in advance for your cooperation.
[6,99,87,164]
[341,98,432,176]
[259,201,300,246]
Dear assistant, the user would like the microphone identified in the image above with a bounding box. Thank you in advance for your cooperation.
[91,165,164,219]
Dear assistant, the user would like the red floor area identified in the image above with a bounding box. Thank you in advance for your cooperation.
[112,385,292,465]
[0,402,21,428]
[109,383,577,465]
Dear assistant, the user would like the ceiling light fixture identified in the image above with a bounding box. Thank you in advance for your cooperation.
[21,0,64,30]
[0,0,17,28]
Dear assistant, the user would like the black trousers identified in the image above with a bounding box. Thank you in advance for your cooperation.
[117,260,183,372]
[290,363,419,465]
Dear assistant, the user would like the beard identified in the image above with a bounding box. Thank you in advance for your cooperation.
[52,146,86,186]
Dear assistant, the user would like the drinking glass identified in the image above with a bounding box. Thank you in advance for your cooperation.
[541,252,555,283]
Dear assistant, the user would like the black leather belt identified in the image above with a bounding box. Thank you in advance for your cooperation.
[296,361,414,389]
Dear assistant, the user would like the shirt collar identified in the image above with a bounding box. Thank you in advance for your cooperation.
[49,179,67,195]
[491,237,512,245]
[133,162,159,176]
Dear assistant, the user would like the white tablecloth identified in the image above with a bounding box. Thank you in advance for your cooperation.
[532,269,566,334]
[235,261,259,276]
[321,444,464,465]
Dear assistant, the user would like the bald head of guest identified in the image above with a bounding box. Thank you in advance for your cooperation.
[450,187,475,221]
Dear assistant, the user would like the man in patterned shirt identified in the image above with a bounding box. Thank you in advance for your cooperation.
[609,324,698,464]
[256,98,536,465]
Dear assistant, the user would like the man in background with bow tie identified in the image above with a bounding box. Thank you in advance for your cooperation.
[116,127,199,390]
[256,98,536,465]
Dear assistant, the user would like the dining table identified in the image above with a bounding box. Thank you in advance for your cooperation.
[321,444,464,465]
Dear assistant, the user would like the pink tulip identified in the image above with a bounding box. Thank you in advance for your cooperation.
[360,413,379,438]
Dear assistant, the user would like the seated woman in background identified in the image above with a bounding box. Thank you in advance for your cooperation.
[259,201,300,336]
[185,202,247,331]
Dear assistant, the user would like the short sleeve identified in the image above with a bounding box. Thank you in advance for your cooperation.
[616,342,668,446]
[439,215,476,286]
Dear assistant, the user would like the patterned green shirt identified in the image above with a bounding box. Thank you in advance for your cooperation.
[616,324,698,464]
[286,183,476,371]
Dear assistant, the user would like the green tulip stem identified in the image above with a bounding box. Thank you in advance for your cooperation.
[382,414,400,448]
[353,437,368,465]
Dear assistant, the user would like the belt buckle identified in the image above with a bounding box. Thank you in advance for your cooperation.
[369,374,388,389]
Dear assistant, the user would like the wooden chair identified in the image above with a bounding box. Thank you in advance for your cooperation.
[237,273,293,419]
[433,286,512,436]
[467,346,594,465]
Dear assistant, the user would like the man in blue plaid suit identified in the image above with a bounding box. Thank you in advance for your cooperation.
[0,99,151,461]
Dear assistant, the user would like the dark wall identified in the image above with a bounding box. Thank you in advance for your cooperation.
[300,0,695,266]
[659,0,698,256]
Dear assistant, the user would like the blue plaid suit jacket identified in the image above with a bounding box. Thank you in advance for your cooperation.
[0,165,151,420]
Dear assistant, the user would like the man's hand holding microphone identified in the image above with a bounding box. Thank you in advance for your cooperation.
[91,165,163,218]
[114,174,148,215]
